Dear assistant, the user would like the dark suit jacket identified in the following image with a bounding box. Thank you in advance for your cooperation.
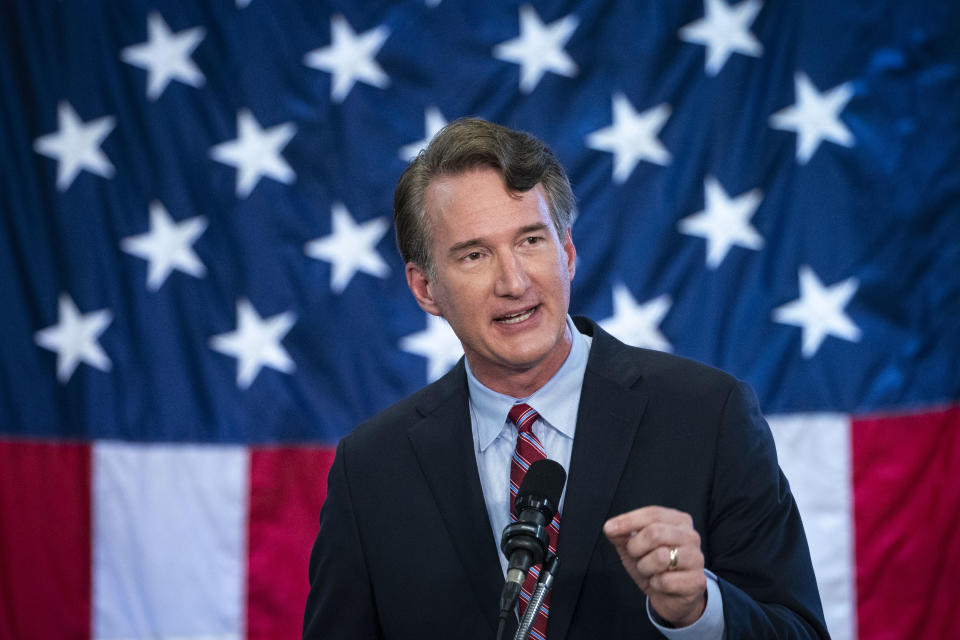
[303,318,829,639]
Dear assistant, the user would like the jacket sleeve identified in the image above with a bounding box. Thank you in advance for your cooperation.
[708,381,831,639]
[302,439,382,640]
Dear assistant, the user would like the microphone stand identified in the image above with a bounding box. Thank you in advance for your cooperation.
[514,553,559,640]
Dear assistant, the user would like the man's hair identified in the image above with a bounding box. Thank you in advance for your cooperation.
[393,117,576,273]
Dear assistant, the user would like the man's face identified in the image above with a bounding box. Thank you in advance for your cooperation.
[406,166,576,392]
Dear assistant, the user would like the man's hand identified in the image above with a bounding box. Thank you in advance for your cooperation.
[603,506,707,627]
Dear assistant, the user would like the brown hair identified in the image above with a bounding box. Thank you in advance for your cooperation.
[393,118,576,273]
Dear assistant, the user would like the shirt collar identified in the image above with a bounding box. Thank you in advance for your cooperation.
[466,316,590,452]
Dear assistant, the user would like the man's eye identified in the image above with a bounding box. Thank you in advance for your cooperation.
[464,251,482,261]
[525,236,543,245]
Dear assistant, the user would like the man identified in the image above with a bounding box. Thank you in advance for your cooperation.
[303,118,829,639]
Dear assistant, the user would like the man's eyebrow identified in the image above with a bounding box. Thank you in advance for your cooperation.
[447,223,550,255]
[448,238,484,254]
[518,223,549,235]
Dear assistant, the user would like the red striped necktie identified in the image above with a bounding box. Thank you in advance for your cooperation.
[508,403,560,640]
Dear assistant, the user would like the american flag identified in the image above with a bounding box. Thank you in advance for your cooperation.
[1,1,958,639]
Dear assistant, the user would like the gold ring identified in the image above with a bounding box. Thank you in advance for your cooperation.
[668,546,679,570]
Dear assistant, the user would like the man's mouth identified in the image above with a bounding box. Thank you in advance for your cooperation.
[496,306,537,325]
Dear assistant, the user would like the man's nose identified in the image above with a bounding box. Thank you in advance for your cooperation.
[494,253,529,297]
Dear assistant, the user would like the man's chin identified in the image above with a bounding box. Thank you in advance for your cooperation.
[493,342,564,375]
[465,347,543,376]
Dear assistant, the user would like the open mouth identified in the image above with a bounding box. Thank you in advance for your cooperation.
[496,306,537,325]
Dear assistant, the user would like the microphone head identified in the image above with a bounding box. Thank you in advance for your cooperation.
[502,459,566,569]
[517,459,566,507]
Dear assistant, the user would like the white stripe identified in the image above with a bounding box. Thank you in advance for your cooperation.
[101,635,240,640]
[92,441,248,640]
[768,413,856,640]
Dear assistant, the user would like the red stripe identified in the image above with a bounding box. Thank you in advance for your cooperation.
[246,445,336,640]
[0,439,91,640]
[852,404,960,640]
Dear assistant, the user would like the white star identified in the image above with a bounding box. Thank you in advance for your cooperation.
[399,106,448,162]
[769,72,855,164]
[33,101,115,191]
[304,14,390,103]
[34,294,113,383]
[305,203,391,293]
[399,314,464,382]
[210,109,296,198]
[772,265,861,358]
[210,299,296,389]
[493,5,579,94]
[121,201,208,291]
[586,94,672,184]
[120,12,206,101]
[678,176,764,269]
[599,285,672,352]
[679,0,764,76]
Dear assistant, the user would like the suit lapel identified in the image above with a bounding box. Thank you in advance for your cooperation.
[406,362,507,634]
[549,321,648,640]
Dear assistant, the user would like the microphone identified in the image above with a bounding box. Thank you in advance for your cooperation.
[497,459,566,623]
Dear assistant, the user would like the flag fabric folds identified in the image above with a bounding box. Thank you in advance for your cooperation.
[1,1,958,639]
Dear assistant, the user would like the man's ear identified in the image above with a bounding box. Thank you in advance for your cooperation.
[563,229,576,281]
[406,262,442,316]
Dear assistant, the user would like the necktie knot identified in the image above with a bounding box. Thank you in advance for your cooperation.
[508,403,539,434]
